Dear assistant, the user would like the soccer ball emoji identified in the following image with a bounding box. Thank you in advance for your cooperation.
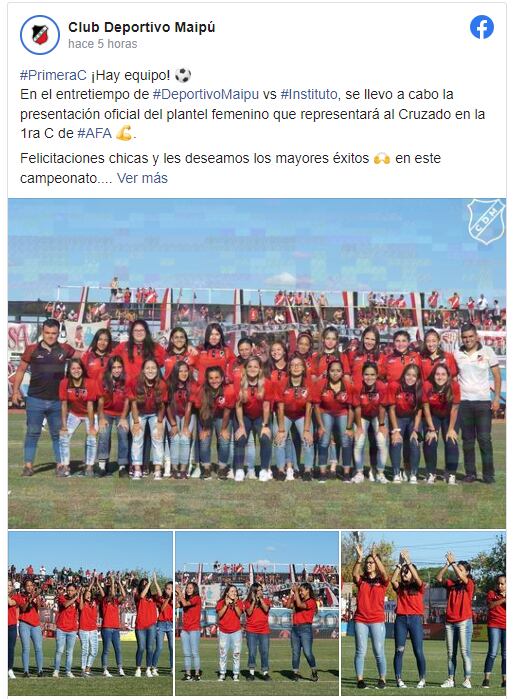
[175,68,191,83]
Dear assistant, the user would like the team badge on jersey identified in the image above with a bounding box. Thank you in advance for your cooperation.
[467,199,506,246]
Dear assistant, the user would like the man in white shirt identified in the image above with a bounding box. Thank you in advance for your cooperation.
[454,324,501,483]
[476,294,488,325]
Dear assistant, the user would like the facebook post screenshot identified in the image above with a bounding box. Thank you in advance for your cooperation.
[5,2,507,695]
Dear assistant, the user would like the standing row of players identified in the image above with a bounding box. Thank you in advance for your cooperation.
[12,319,501,483]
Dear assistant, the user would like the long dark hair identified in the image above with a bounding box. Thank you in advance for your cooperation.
[135,359,164,407]
[219,584,239,602]
[199,366,225,424]
[323,358,345,395]
[299,582,316,599]
[399,364,423,408]
[317,326,340,359]
[66,358,86,388]
[203,322,226,350]
[398,564,421,595]
[361,361,379,393]
[167,360,191,412]
[184,581,199,600]
[137,578,149,595]
[166,327,189,354]
[270,340,289,369]
[127,319,155,362]
[287,356,307,389]
[420,329,445,359]
[102,356,126,393]
[294,331,313,357]
[451,561,473,591]
[162,581,174,600]
[246,582,263,602]
[362,554,384,585]
[357,325,381,359]
[88,328,113,355]
[427,363,454,405]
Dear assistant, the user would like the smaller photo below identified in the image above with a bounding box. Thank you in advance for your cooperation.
[174,529,340,696]
[341,530,505,695]
[8,530,173,696]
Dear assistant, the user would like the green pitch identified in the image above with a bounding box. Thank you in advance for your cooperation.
[175,637,339,696]
[341,636,505,696]
[9,638,171,696]
[8,413,506,529]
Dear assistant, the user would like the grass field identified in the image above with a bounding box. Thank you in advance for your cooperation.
[341,637,505,696]
[175,637,339,695]
[9,638,171,696]
[8,413,506,529]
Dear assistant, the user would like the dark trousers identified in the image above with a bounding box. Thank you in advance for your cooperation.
[8,624,17,671]
[423,414,460,474]
[459,401,494,478]
[394,615,426,679]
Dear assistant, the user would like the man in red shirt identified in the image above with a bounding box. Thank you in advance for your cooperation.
[53,583,80,678]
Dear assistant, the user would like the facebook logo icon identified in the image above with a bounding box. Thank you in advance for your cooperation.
[470,15,494,39]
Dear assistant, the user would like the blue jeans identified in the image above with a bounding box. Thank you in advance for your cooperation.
[484,627,506,674]
[165,416,196,466]
[389,417,420,476]
[199,417,231,466]
[180,630,201,673]
[79,629,99,669]
[234,416,272,471]
[218,630,242,676]
[276,417,314,470]
[394,615,426,679]
[19,621,43,673]
[136,625,157,667]
[291,623,316,671]
[131,415,164,466]
[354,417,388,471]
[318,413,352,467]
[24,395,61,463]
[153,621,173,669]
[8,624,17,671]
[54,629,78,673]
[445,619,473,678]
[59,413,97,467]
[246,632,270,671]
[354,621,386,677]
[423,414,459,474]
[97,415,129,466]
[101,628,122,667]
[459,401,494,478]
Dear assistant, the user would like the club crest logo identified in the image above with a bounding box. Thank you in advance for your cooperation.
[467,199,506,246]
[20,15,60,55]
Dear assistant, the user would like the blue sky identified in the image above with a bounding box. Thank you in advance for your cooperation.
[8,531,172,573]
[348,530,504,567]
[9,198,505,303]
[175,531,339,570]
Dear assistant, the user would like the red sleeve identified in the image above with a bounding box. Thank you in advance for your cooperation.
[154,344,166,366]
[451,381,461,404]
[377,381,388,405]
[422,381,432,403]
[341,352,351,375]
[58,378,68,401]
[309,353,319,377]
[377,355,387,379]
[309,381,321,404]
[86,379,98,401]
[190,595,201,608]
[444,579,454,589]
[263,380,275,403]
[57,595,66,608]
[446,353,458,378]
[224,385,236,410]
[486,590,495,603]
[215,600,224,613]
[96,378,106,399]
[64,343,76,359]
[160,380,168,403]
[21,343,37,363]
[126,380,137,400]
[385,382,399,406]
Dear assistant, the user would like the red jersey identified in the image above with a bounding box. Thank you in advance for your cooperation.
[11,594,40,626]
[168,381,199,419]
[315,378,354,416]
[237,380,275,419]
[194,384,236,422]
[101,598,120,629]
[135,595,158,630]
[293,353,316,375]
[157,597,173,622]
[127,379,168,415]
[428,292,439,308]
[216,599,244,634]
[81,350,110,382]
[422,381,461,418]
[196,346,235,385]
[97,377,127,416]
[311,352,350,380]
[353,381,388,419]
[79,600,99,631]
[8,600,18,625]
[348,350,385,386]
[163,350,198,380]
[386,381,420,418]
[445,578,474,623]
[486,590,506,629]
[182,595,202,632]
[270,368,288,395]
[59,378,98,417]
[56,595,79,632]
[382,351,421,383]
[420,353,458,381]
[396,583,425,616]
[354,577,389,624]
[112,342,166,382]
[276,381,314,420]
[292,597,317,625]
[244,598,271,634]
[449,295,460,310]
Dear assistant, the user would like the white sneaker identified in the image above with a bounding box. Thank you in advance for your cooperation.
[66,672,75,678]
[152,668,159,677]
[218,674,226,682]
[401,469,408,482]
[448,474,457,486]
[226,468,235,480]
[393,474,402,483]
[462,678,472,689]
[233,674,239,682]
[351,471,365,484]
[52,671,59,678]
[118,667,125,676]
[154,470,162,481]
[416,679,426,689]
[134,668,142,677]
[247,468,257,479]
[267,468,273,481]
[164,463,172,478]
[368,470,375,482]
[259,469,269,482]
[376,472,388,484]
[285,467,295,481]
[409,475,418,484]
[98,460,106,472]
[103,669,112,677]
[8,669,16,679]
[234,468,245,482]
[132,471,142,480]
[145,668,153,678]
[426,473,436,484]
[440,678,454,688]
[397,679,407,688]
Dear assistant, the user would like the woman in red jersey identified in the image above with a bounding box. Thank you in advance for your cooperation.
[269,340,289,385]
[244,583,272,681]
[78,578,101,677]
[98,575,126,677]
[352,362,389,484]
[293,332,316,377]
[11,579,45,677]
[127,359,167,480]
[283,582,319,682]
[231,339,257,475]
[216,585,244,682]
[195,367,236,480]
[81,328,113,383]
[58,359,98,477]
[113,319,166,383]
[176,581,202,682]
[483,574,506,688]
[422,364,461,484]
[195,323,235,386]
[53,582,80,678]
[347,326,385,387]
[8,580,18,679]
[163,327,198,381]
[165,361,198,479]
[312,326,350,381]
[391,549,426,689]
[152,581,174,676]
[419,329,458,381]
[436,552,474,689]
[134,574,159,678]
[231,338,254,383]
[234,357,274,483]
[97,356,130,477]
[387,364,423,484]
[275,357,315,482]
[382,330,421,384]
[352,543,389,690]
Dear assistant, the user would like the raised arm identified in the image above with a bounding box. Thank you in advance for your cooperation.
[352,543,363,585]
